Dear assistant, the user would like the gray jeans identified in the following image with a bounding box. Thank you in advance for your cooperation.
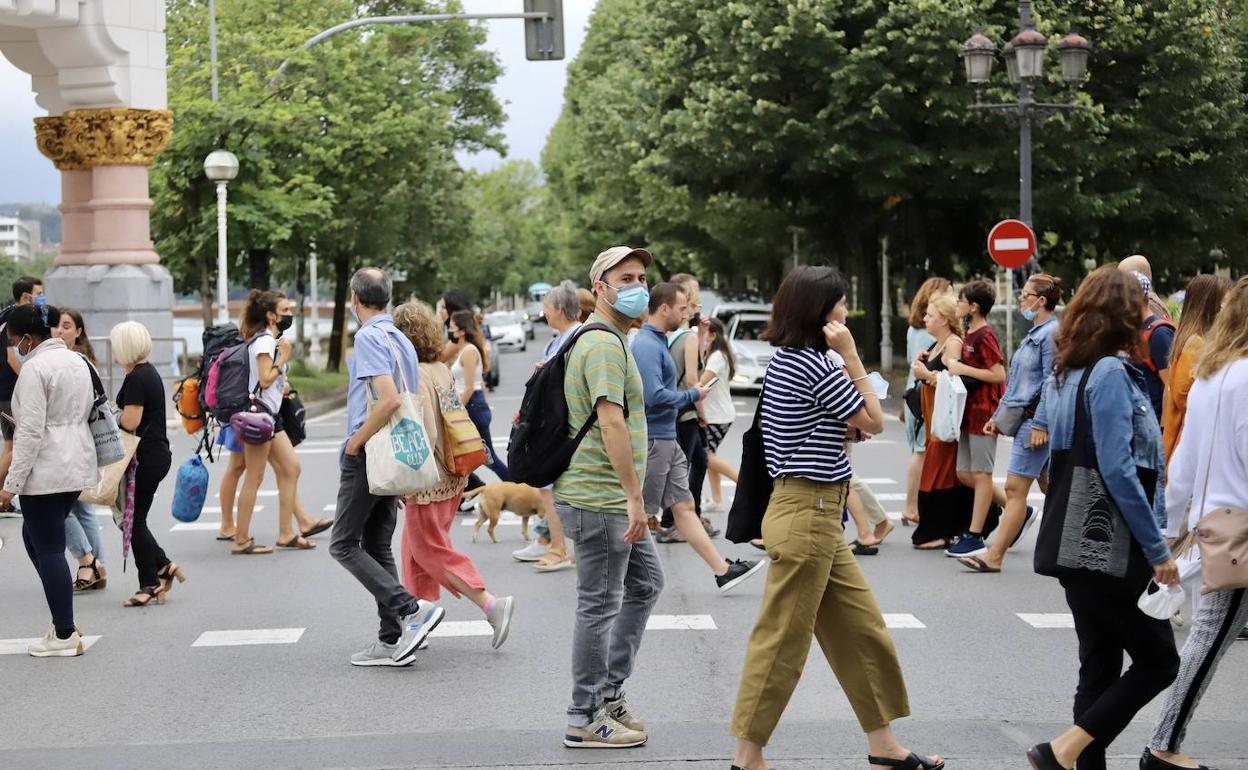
[329,450,422,645]
[65,500,102,560]
[556,503,664,726]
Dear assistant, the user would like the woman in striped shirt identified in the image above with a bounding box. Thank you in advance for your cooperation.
[729,266,944,770]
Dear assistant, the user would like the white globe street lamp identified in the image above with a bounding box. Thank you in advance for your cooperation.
[204,149,239,325]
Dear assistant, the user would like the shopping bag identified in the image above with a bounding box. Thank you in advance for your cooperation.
[364,335,441,496]
[80,430,141,505]
[931,371,967,443]
[81,355,125,466]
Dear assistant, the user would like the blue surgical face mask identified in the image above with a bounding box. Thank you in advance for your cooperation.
[1021,305,1039,322]
[606,282,649,319]
[13,336,33,363]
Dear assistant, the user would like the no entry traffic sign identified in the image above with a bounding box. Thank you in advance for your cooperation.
[987,219,1036,269]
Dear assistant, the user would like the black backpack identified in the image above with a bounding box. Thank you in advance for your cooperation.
[508,323,629,487]
[196,323,242,413]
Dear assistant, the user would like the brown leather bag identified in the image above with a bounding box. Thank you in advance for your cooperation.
[1176,368,1248,593]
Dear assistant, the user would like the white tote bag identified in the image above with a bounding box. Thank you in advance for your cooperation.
[931,371,967,443]
[364,334,442,496]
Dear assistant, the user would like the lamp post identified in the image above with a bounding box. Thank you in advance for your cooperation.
[961,1,1091,350]
[308,240,321,363]
[203,149,239,325]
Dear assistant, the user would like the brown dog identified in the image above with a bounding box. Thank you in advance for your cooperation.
[464,482,546,544]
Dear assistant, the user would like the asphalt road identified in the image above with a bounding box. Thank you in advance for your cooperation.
[1,325,1243,770]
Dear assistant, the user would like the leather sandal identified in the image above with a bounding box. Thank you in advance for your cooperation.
[232,538,273,555]
[868,751,945,770]
[301,518,334,538]
[73,556,107,592]
[123,585,164,607]
[276,535,317,550]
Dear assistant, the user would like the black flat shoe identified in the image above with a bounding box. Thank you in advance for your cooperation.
[1026,743,1069,770]
[868,752,945,769]
[1141,748,1216,770]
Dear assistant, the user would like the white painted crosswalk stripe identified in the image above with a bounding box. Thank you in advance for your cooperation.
[856,478,898,485]
[871,492,1042,502]
[461,511,522,527]
[0,636,102,655]
[200,506,263,514]
[171,522,224,532]
[1018,613,1074,628]
[295,448,339,454]
[431,621,492,638]
[219,490,277,498]
[192,628,305,647]
[647,614,717,631]
[883,614,926,629]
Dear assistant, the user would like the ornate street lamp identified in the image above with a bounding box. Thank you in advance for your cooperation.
[1057,30,1092,84]
[960,32,997,85]
[1002,42,1020,87]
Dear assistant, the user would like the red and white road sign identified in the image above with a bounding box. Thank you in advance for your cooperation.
[987,219,1036,270]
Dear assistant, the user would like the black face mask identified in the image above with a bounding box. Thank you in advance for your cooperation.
[277,314,294,335]
[689,313,701,328]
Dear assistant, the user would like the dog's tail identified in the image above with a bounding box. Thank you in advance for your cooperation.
[462,487,485,501]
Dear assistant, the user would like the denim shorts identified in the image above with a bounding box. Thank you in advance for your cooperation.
[217,424,243,454]
[1007,418,1049,479]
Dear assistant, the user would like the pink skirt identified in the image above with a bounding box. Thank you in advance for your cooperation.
[401,494,485,602]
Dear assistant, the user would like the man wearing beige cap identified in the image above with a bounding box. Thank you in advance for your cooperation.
[555,246,664,749]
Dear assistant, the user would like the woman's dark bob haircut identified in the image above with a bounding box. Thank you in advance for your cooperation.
[763,265,847,351]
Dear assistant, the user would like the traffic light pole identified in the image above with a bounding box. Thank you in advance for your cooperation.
[268,10,560,90]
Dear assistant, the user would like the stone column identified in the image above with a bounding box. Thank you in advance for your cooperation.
[36,107,178,375]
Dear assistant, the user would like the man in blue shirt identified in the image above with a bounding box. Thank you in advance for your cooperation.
[330,268,445,668]
[631,282,763,593]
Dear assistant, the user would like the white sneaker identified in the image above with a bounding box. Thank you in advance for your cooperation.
[702,500,725,513]
[28,630,84,657]
[512,541,548,562]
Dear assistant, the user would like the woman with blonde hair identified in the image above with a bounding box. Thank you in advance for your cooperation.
[1161,273,1232,466]
[899,278,952,526]
[110,321,184,607]
[1139,276,1248,770]
[909,295,999,549]
[392,301,515,649]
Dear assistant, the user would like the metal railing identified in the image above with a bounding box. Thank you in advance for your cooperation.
[88,336,192,400]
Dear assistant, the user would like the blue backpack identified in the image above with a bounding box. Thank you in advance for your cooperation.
[172,455,210,523]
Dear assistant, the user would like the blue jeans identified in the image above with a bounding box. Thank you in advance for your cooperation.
[556,503,664,726]
[64,500,103,560]
[466,390,509,480]
[22,492,81,636]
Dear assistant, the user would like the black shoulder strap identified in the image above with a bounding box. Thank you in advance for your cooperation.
[564,323,630,419]
[1071,362,1098,452]
[79,352,106,404]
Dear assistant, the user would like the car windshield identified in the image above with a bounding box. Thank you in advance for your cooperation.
[733,318,769,341]
[487,311,519,326]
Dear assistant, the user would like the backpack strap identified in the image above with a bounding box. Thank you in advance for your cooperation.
[1140,317,1176,373]
[564,323,630,419]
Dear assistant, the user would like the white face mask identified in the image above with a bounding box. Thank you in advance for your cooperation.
[1137,580,1185,620]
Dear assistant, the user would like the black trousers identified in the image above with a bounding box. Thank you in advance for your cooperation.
[662,419,708,526]
[1061,573,1179,770]
[131,452,173,589]
[21,491,80,635]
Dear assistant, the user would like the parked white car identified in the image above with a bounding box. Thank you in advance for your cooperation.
[728,311,772,392]
[486,310,527,352]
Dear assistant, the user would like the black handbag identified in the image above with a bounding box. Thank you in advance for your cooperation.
[726,385,773,544]
[1033,364,1153,585]
[280,391,307,447]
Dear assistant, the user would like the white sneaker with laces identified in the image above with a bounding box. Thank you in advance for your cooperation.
[564,713,647,748]
[512,541,548,562]
[28,630,83,658]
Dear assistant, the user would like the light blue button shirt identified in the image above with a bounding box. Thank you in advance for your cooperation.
[343,314,421,462]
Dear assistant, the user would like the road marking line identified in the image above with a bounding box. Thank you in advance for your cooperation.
[0,635,102,655]
[171,522,223,532]
[218,490,277,498]
[854,439,898,445]
[871,492,1042,502]
[323,504,337,512]
[296,439,343,448]
[647,614,717,630]
[1017,613,1074,628]
[856,478,898,485]
[461,511,523,527]
[295,448,340,454]
[198,506,262,514]
[883,614,926,629]
[192,628,306,647]
[431,621,492,638]
[93,506,113,517]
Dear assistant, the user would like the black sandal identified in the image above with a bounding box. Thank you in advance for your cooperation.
[851,540,880,556]
[73,556,107,592]
[123,585,165,608]
[868,752,945,770]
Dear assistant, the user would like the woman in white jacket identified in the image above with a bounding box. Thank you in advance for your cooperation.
[1142,277,1248,770]
[0,303,99,657]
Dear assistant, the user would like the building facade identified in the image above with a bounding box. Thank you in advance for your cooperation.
[0,216,37,261]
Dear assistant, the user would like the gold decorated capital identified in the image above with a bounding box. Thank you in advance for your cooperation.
[34,108,173,171]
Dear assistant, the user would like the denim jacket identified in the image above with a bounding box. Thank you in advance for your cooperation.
[993,316,1057,418]
[1036,355,1169,566]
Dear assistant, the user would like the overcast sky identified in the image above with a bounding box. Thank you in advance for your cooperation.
[0,1,595,205]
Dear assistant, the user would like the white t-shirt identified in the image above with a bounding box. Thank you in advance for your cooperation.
[703,350,736,425]
[248,333,285,415]
[451,345,485,395]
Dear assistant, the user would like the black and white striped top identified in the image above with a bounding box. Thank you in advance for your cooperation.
[761,347,865,483]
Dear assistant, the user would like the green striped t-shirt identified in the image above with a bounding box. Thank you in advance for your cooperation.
[554,313,647,513]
